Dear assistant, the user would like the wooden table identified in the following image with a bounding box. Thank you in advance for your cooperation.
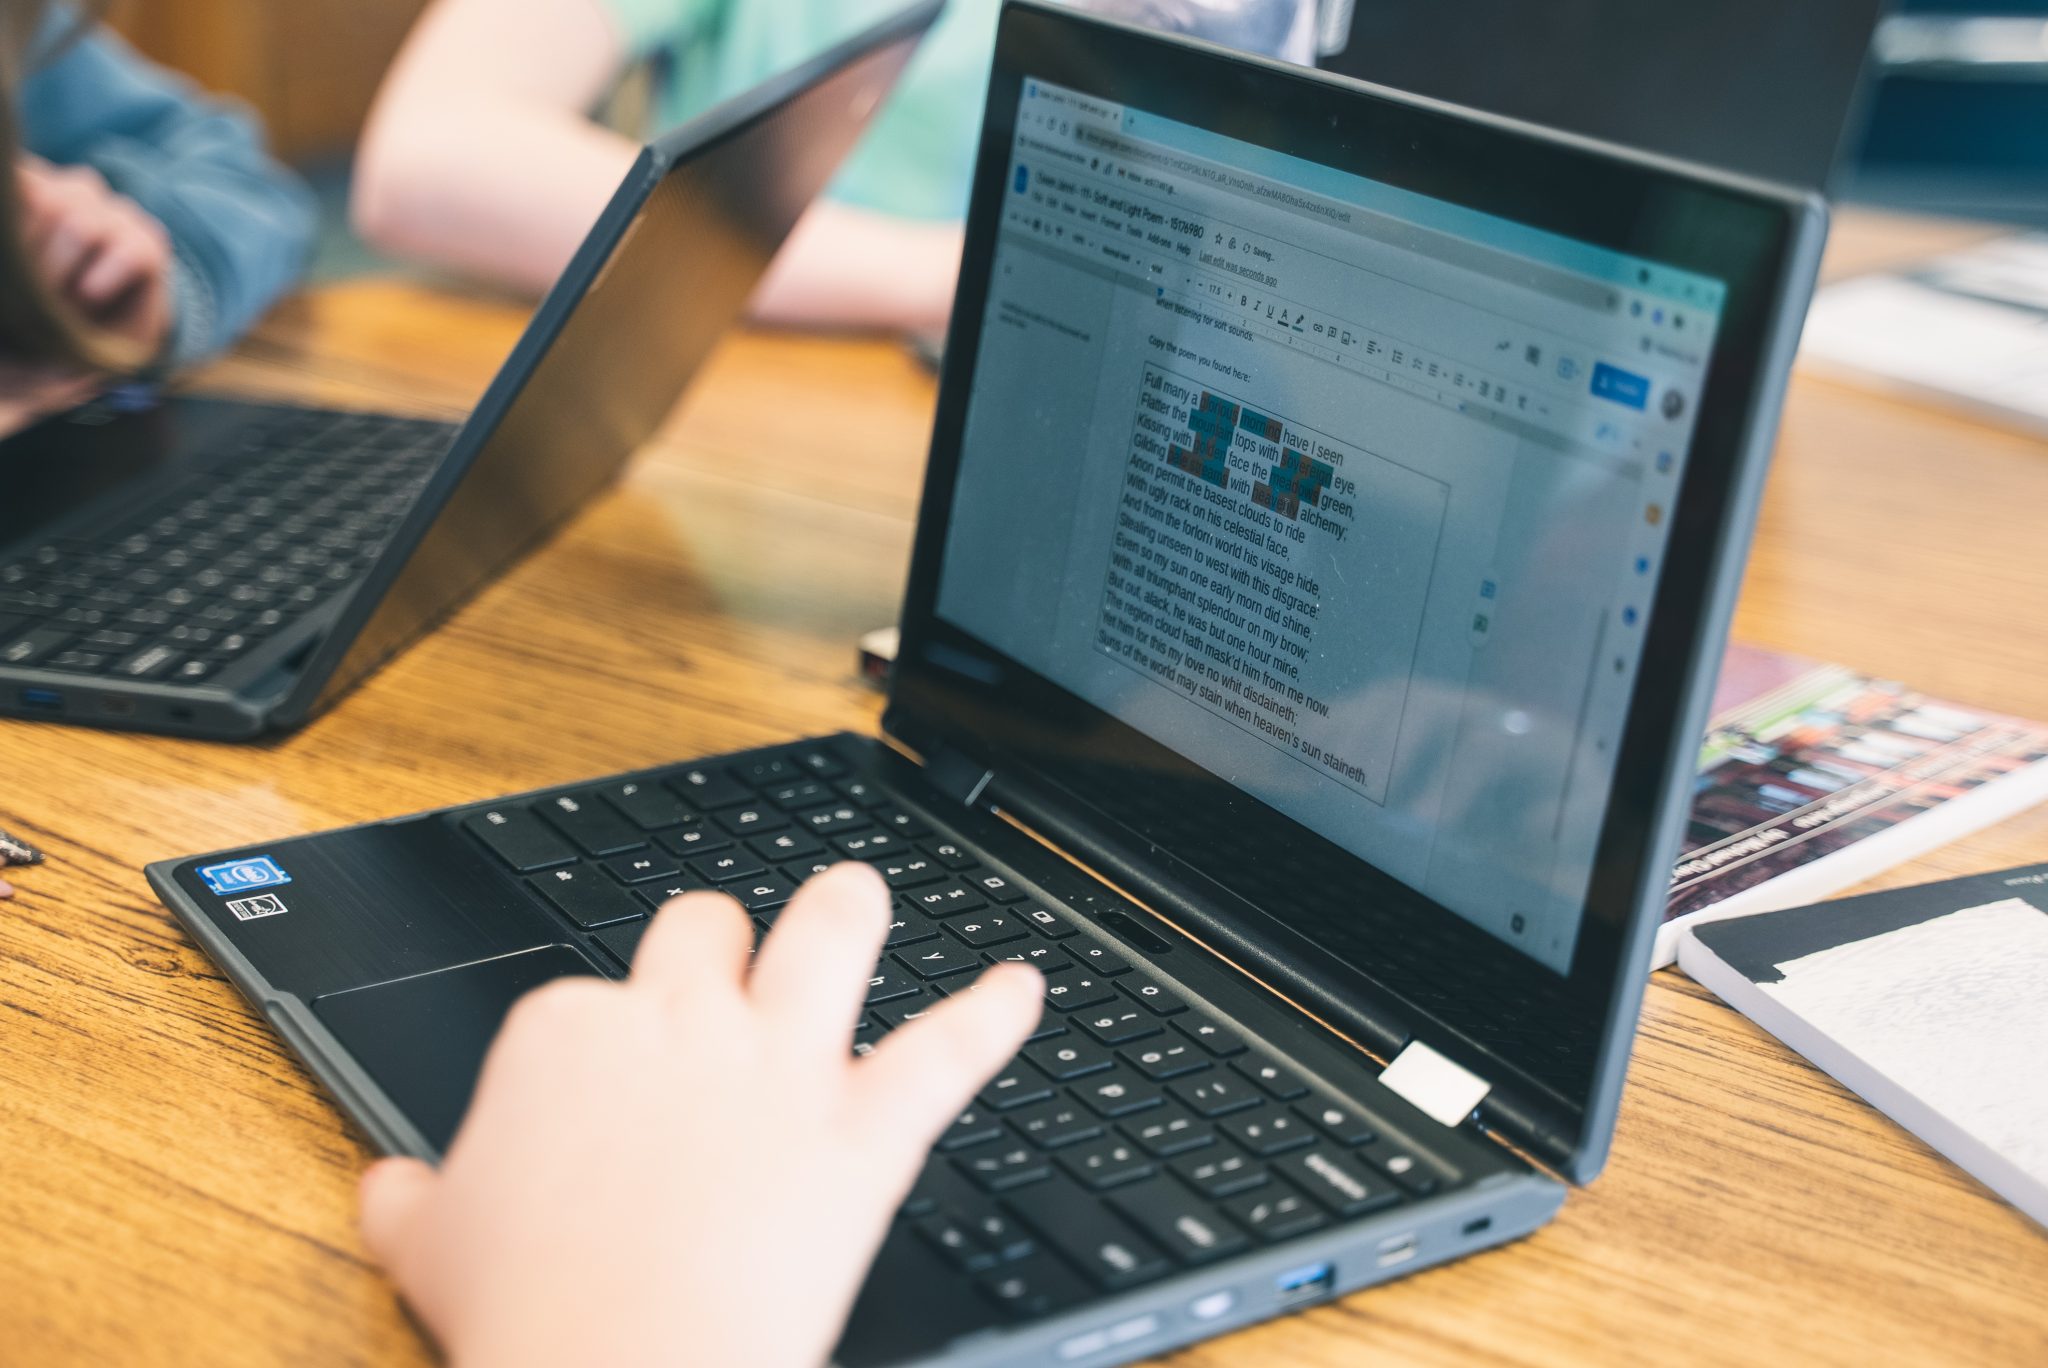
[3,211,2044,1366]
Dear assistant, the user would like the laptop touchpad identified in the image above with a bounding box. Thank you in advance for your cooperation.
[311,944,601,1153]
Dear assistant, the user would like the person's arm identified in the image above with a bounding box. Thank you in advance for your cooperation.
[752,201,963,331]
[351,0,639,298]
[17,12,316,368]
[353,0,962,330]
[358,862,1041,1367]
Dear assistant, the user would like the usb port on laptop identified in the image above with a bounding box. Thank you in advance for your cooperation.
[1274,1261,1335,1304]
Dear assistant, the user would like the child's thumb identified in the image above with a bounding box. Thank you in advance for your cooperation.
[358,1156,437,1268]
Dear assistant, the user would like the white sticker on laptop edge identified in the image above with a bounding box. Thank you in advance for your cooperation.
[225,893,289,921]
[1379,1039,1491,1128]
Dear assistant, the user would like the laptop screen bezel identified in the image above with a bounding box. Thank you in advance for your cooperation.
[888,1,1818,1177]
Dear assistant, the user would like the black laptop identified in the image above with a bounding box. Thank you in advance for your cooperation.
[150,5,1825,1364]
[1320,0,1888,191]
[0,1,939,740]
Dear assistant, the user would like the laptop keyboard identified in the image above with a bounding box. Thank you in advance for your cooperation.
[0,407,449,685]
[459,738,1451,1323]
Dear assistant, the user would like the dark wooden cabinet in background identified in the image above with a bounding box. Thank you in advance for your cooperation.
[108,0,430,159]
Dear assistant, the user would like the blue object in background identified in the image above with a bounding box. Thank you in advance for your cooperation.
[1853,0,2048,226]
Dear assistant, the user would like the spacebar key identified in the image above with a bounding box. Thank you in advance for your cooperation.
[1003,1181,1170,1290]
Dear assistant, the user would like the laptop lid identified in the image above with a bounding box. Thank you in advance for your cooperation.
[274,0,942,728]
[1320,0,1889,192]
[886,0,1825,1182]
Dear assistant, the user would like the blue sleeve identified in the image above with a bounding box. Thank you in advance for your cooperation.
[17,12,317,369]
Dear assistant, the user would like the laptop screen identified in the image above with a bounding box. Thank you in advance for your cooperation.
[934,78,1726,976]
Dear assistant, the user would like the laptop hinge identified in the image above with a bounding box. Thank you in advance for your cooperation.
[922,744,997,809]
[1379,1040,1493,1129]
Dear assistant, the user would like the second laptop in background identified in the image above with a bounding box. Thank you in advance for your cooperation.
[0,1,940,740]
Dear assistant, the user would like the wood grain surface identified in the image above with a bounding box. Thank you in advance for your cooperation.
[109,0,433,158]
[2,212,2045,1366]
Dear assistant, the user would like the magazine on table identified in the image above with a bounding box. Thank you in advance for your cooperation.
[1653,644,2048,968]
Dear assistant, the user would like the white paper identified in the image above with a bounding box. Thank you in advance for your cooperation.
[1761,898,2048,1190]
[1800,274,2048,428]
[1917,234,2048,313]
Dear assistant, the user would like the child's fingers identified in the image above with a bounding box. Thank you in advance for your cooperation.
[16,181,56,244]
[745,861,892,1052]
[32,172,127,290]
[358,1156,437,1268]
[39,214,112,295]
[629,890,756,1003]
[75,235,153,309]
[854,963,1042,1157]
[14,159,72,246]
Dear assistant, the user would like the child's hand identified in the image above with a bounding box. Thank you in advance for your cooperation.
[17,155,174,359]
[358,861,1043,1368]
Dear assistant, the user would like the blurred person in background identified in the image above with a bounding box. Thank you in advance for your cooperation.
[0,1,315,437]
[353,0,1315,332]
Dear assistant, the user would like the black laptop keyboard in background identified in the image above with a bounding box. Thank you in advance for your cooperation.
[0,408,450,685]
[458,739,1455,1323]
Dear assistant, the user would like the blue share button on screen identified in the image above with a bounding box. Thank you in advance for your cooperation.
[1589,361,1650,410]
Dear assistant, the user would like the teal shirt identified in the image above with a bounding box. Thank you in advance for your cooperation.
[599,0,1002,222]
